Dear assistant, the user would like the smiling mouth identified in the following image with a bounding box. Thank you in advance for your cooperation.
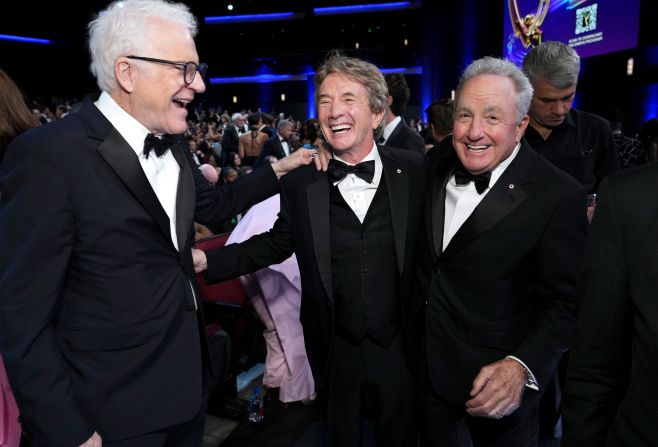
[330,124,352,134]
[173,99,190,108]
[466,144,490,153]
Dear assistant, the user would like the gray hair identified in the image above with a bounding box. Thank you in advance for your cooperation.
[314,52,388,139]
[88,0,198,93]
[277,119,292,130]
[231,112,244,123]
[522,41,580,89]
[456,56,534,124]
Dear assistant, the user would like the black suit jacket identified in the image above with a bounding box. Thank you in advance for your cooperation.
[0,100,278,446]
[206,145,427,388]
[254,134,287,167]
[222,124,240,155]
[419,141,588,404]
[385,119,426,154]
[563,163,658,447]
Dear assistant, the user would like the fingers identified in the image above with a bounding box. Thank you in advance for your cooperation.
[465,359,525,419]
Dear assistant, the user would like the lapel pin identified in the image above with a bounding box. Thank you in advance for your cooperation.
[396,169,402,174]
[508,184,515,189]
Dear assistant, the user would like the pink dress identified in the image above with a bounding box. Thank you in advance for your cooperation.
[228,195,315,403]
[0,356,20,447]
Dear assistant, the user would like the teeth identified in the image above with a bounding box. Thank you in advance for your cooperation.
[331,124,351,132]
[467,144,488,151]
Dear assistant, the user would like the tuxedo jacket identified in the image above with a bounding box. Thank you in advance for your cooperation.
[563,163,658,447]
[255,134,287,167]
[206,145,428,388]
[419,141,588,404]
[386,119,426,154]
[0,100,278,447]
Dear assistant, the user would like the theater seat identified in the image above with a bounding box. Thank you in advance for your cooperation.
[194,232,262,373]
[194,232,247,307]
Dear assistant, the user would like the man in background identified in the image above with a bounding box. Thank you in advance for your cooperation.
[522,41,619,194]
[381,73,426,153]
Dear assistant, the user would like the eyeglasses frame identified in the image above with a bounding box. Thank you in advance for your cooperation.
[126,55,207,85]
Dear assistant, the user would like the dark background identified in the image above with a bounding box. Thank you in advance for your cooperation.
[1,0,657,133]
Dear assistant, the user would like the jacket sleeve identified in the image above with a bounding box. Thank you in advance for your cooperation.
[0,137,95,446]
[204,181,294,283]
[562,177,630,445]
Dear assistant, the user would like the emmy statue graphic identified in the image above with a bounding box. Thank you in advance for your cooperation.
[508,0,550,48]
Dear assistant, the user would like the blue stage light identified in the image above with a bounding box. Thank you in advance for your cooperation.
[314,2,416,15]
[205,12,300,24]
[0,34,51,44]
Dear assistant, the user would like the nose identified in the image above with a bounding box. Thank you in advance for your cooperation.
[189,73,206,93]
[466,118,485,141]
[553,100,569,116]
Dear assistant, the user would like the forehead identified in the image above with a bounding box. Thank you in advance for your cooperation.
[532,79,576,99]
[319,72,367,96]
[457,74,516,111]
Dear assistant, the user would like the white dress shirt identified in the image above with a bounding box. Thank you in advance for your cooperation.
[332,142,382,223]
[95,92,181,251]
[443,143,520,251]
[280,136,291,156]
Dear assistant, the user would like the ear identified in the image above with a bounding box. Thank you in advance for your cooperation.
[516,115,530,143]
[387,95,393,106]
[115,57,135,93]
[372,108,386,130]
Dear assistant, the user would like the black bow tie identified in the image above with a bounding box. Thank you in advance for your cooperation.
[453,165,491,194]
[328,159,375,183]
[143,133,173,159]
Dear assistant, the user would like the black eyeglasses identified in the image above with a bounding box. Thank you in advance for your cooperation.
[126,56,207,85]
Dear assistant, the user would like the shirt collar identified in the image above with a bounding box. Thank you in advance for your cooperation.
[94,91,150,157]
[382,116,401,141]
[332,141,382,186]
[488,141,521,188]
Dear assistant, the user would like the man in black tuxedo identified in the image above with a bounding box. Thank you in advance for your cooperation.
[220,112,244,165]
[381,73,426,154]
[0,1,317,446]
[254,119,294,167]
[417,57,587,446]
[194,54,427,447]
[562,163,658,446]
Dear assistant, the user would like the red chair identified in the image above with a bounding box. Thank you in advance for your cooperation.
[194,233,262,372]
[195,232,248,308]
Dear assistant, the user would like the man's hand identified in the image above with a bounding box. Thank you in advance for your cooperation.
[271,148,323,179]
[465,358,526,419]
[192,248,208,273]
[79,431,102,447]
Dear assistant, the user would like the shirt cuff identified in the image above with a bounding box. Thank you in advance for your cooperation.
[505,355,539,391]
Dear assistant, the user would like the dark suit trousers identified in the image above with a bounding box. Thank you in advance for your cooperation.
[324,332,417,447]
[104,386,208,447]
[419,359,539,447]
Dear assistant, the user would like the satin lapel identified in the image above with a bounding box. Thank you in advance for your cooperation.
[96,128,172,246]
[306,174,333,302]
[431,154,454,259]
[171,140,195,253]
[442,149,532,259]
[380,146,407,275]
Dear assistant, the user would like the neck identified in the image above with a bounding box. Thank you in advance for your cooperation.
[529,116,553,140]
[333,142,374,164]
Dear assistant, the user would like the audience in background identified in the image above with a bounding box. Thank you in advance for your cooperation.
[600,107,645,169]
